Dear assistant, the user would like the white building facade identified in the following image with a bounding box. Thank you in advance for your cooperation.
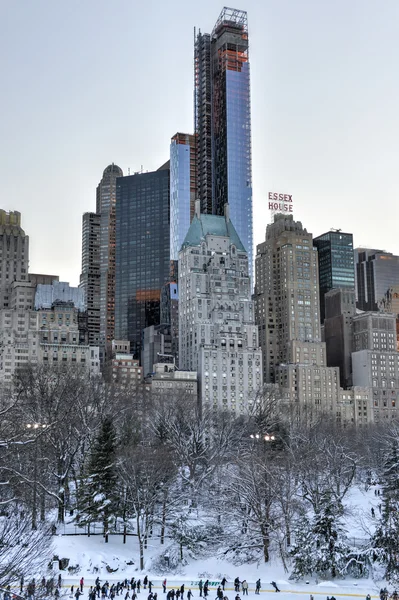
[179,203,262,414]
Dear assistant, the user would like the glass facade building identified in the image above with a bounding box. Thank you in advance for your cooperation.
[313,231,355,323]
[355,249,399,312]
[170,133,197,262]
[115,166,170,359]
[195,8,253,281]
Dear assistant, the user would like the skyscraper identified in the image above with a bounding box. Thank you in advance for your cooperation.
[0,210,29,309]
[170,133,197,263]
[115,165,170,358]
[255,214,341,419]
[80,212,101,347]
[179,202,261,414]
[355,248,399,312]
[194,7,253,279]
[96,163,123,357]
[313,230,355,323]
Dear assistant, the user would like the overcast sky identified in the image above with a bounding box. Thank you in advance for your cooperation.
[1,0,398,285]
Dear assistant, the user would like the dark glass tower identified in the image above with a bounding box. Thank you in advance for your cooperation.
[355,248,399,312]
[194,7,253,279]
[313,230,355,323]
[115,165,170,359]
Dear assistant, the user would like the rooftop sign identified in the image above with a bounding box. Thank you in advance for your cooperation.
[268,192,293,214]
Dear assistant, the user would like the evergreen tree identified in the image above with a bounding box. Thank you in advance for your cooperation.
[373,441,399,582]
[290,492,350,579]
[77,416,120,542]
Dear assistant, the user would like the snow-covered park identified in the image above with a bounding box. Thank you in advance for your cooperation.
[47,483,385,600]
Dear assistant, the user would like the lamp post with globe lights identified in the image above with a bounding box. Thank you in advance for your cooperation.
[250,433,276,443]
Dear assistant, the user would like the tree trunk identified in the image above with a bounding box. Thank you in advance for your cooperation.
[260,524,270,562]
[104,516,109,543]
[137,515,144,570]
[57,461,65,524]
[160,491,167,545]
[144,510,148,549]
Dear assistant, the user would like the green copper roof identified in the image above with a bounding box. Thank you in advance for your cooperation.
[181,213,246,253]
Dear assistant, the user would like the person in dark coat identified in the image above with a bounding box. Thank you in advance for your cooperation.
[255,580,261,595]
[199,582,203,598]
[217,588,223,600]
[187,591,193,600]
[271,582,280,593]
[234,580,240,593]
[221,580,227,592]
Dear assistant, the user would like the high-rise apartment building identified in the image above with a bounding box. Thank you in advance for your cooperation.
[324,288,356,389]
[194,7,253,279]
[352,312,399,422]
[355,248,399,312]
[255,214,341,419]
[0,210,29,308]
[115,165,170,359]
[96,163,123,356]
[170,133,197,263]
[80,212,101,346]
[179,203,262,414]
[255,214,321,382]
[313,230,355,323]
[160,281,179,364]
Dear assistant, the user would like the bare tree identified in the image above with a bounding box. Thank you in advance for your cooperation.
[119,443,174,569]
[0,511,52,587]
[292,421,359,513]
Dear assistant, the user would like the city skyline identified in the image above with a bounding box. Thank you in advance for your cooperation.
[1,0,398,285]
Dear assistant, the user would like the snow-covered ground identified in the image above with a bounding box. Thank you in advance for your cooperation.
[44,485,388,600]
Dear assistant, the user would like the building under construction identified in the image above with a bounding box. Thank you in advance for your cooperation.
[194,7,253,279]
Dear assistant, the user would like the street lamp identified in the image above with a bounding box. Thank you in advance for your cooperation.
[250,433,275,442]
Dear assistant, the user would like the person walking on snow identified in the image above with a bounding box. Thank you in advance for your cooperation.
[241,582,248,596]
[255,580,261,595]
[187,591,193,600]
[162,581,167,594]
[221,580,227,593]
[199,582,203,598]
[81,579,85,593]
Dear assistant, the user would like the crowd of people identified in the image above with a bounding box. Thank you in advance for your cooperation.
[57,576,269,600]
[7,575,277,600]
[8,573,399,600]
